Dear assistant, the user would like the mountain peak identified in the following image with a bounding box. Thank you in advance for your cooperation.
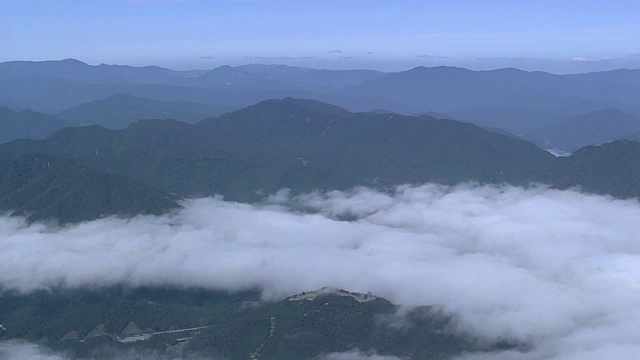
[408,65,471,73]
[248,97,352,117]
[59,58,87,65]
[287,288,378,303]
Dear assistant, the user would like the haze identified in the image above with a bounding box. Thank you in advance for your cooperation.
[3,0,640,73]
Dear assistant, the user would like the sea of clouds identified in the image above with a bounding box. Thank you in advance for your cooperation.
[2,183,640,359]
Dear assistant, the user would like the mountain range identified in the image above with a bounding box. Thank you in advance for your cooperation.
[1,97,640,223]
[58,93,237,129]
[0,107,76,143]
[523,108,640,151]
[2,59,639,119]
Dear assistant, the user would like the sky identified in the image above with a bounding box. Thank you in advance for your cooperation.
[2,0,640,72]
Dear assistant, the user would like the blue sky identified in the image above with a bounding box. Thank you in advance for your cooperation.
[2,0,640,72]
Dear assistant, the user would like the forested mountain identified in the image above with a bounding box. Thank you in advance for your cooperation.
[0,107,75,144]
[0,153,179,223]
[550,140,640,199]
[58,94,236,129]
[200,98,555,186]
[0,287,508,360]
[0,99,556,207]
[1,98,640,225]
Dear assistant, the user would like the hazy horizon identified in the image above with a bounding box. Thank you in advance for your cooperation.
[3,0,640,73]
[4,57,640,75]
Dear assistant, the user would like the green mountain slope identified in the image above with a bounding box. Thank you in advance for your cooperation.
[0,288,509,360]
[0,107,76,144]
[0,153,180,223]
[0,99,556,203]
[200,98,556,187]
[2,99,640,223]
[550,140,640,199]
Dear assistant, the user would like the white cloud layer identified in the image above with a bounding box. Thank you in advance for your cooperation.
[315,350,402,360]
[0,342,64,360]
[0,340,203,360]
[2,183,640,359]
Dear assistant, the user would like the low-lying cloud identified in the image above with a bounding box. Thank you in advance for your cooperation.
[315,350,402,360]
[0,340,209,360]
[1,343,395,360]
[2,183,640,359]
[0,342,63,360]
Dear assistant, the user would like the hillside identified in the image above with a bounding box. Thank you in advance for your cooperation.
[2,99,640,223]
[0,153,180,223]
[0,99,556,203]
[524,108,640,151]
[0,287,508,360]
[0,107,75,144]
[550,140,640,199]
[58,94,236,128]
[200,98,556,187]
[444,108,567,134]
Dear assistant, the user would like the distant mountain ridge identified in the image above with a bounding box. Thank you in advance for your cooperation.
[343,65,640,114]
[0,98,556,203]
[2,59,639,119]
[0,107,76,144]
[551,140,640,199]
[58,94,237,129]
[0,59,385,89]
[524,108,640,151]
